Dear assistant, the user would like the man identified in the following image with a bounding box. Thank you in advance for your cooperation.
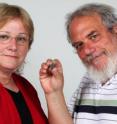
[40,3,117,124]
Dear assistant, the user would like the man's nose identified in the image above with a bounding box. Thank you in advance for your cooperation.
[79,42,96,60]
[84,47,95,55]
[84,42,95,55]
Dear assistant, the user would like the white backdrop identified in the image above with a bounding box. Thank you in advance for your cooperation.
[1,0,117,115]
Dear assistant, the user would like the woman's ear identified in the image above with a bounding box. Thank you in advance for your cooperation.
[112,25,117,34]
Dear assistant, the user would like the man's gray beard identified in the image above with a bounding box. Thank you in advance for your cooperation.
[84,55,117,83]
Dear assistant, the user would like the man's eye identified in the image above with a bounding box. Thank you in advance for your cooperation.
[73,42,84,50]
[89,33,100,41]
[90,34,97,40]
[0,35,9,41]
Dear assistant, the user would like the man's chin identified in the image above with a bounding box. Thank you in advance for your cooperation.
[88,67,109,83]
[87,64,116,83]
[83,52,117,83]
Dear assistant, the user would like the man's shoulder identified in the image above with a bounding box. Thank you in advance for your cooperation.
[80,72,96,87]
[81,72,95,83]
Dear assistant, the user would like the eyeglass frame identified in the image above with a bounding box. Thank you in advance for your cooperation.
[0,31,30,45]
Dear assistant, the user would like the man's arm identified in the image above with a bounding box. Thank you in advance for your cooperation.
[39,59,73,124]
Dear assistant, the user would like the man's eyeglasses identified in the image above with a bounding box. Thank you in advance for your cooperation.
[0,31,29,45]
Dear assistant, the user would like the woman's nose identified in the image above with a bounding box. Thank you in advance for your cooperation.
[8,38,17,51]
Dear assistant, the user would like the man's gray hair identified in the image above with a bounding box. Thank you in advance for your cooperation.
[66,3,117,44]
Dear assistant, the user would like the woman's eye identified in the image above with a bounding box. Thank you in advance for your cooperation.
[16,36,27,42]
[0,35,9,41]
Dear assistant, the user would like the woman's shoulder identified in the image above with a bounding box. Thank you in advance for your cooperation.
[12,73,37,94]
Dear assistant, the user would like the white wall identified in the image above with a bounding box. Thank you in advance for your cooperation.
[1,0,117,115]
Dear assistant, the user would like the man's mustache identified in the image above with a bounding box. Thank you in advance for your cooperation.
[83,50,108,64]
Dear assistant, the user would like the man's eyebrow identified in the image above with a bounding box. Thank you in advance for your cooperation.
[71,41,83,47]
[71,30,98,46]
[87,30,97,37]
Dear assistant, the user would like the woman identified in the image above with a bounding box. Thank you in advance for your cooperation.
[0,3,48,124]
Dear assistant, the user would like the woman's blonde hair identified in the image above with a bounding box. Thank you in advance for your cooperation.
[0,3,34,48]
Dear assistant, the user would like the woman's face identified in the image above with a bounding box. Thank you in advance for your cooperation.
[0,18,29,73]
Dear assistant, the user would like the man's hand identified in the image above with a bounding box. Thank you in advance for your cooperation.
[39,59,64,94]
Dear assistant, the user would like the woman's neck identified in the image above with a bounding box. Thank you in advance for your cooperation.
[0,71,19,92]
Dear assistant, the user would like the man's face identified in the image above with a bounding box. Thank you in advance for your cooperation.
[69,15,117,82]
[69,15,117,70]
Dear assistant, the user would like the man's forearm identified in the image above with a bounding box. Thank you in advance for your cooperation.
[45,91,73,124]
